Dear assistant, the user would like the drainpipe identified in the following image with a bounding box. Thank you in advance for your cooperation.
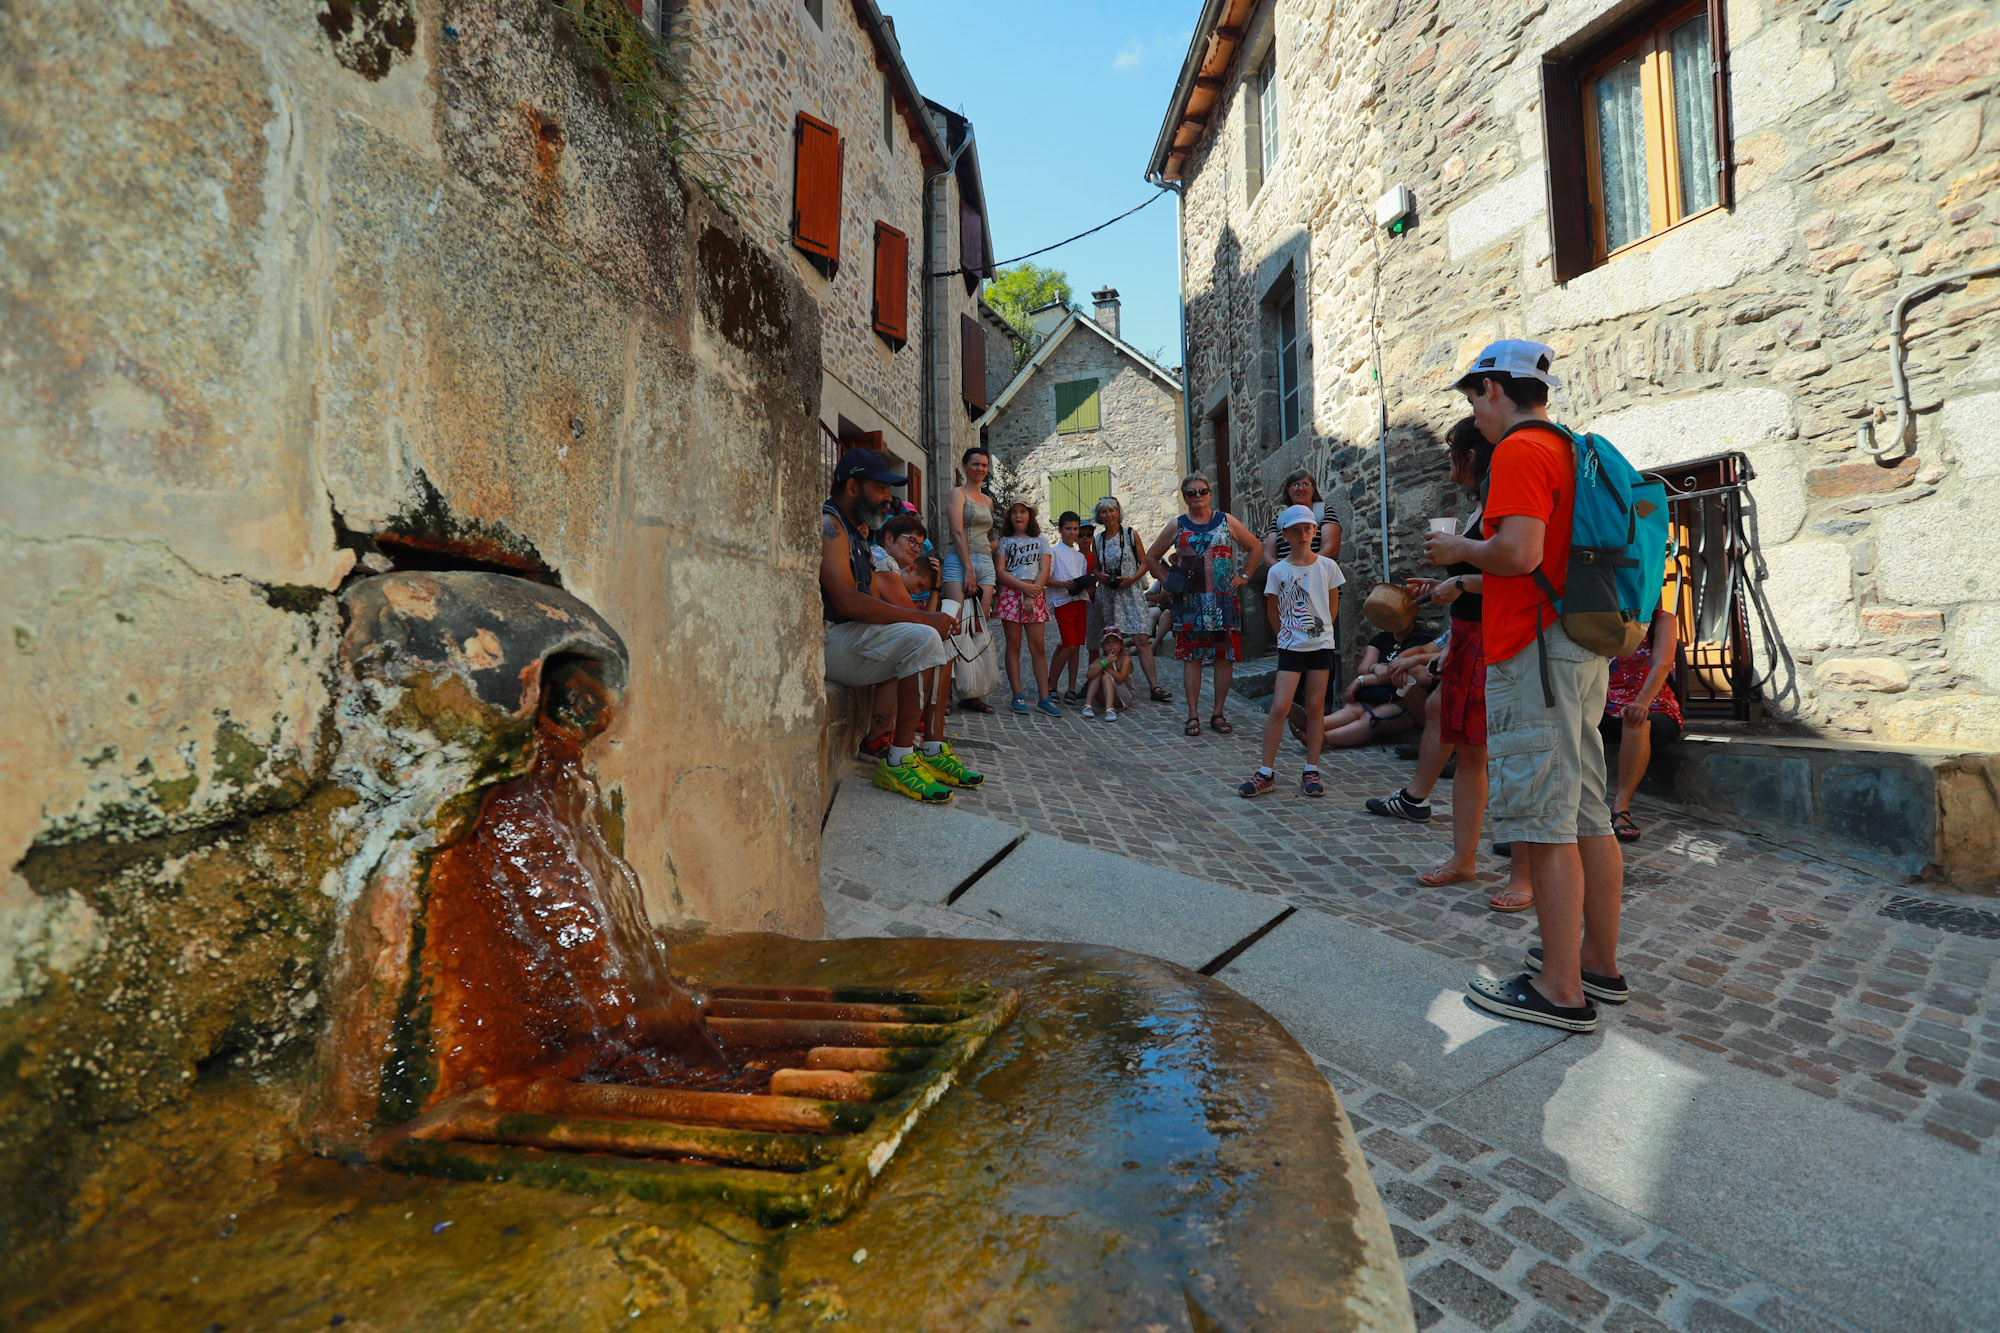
[1858,264,2000,458]
[1149,173,1195,471]
[921,131,975,523]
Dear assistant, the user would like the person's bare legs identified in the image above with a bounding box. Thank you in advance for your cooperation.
[1212,659,1235,722]
[1258,672,1301,770]
[1493,844,1535,910]
[1134,637,1162,693]
[1003,621,1024,698]
[1403,687,1450,803]
[923,662,953,742]
[1321,706,1413,748]
[867,680,896,745]
[1526,834,1621,1006]
[1300,669,1329,769]
[1025,622,1051,699]
[1184,659,1204,725]
[1615,716,1651,814]
[1050,639,1079,695]
[893,674,922,749]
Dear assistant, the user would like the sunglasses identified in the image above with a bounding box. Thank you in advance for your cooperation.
[1183,487,1211,498]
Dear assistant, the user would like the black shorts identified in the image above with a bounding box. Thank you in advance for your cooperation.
[1276,647,1338,673]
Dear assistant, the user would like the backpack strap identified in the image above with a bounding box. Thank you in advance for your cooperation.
[1499,421,1572,708]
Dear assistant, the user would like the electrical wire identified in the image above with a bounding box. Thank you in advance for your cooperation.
[929,189,1171,279]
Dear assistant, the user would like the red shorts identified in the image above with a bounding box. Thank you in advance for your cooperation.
[1052,600,1089,647]
[1439,617,1488,747]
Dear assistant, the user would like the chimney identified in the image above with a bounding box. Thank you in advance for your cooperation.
[1091,287,1121,339]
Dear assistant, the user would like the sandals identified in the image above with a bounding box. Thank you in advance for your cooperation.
[1487,887,1535,914]
[1150,686,1173,702]
[1184,716,1203,737]
[1612,809,1641,842]
[960,697,995,714]
[1210,714,1233,735]
[1417,865,1477,887]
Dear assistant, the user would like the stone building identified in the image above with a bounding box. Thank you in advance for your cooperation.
[978,290,1190,537]
[669,0,998,507]
[1148,0,2000,752]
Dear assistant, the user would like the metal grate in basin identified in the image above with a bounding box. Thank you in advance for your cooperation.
[367,984,1018,1224]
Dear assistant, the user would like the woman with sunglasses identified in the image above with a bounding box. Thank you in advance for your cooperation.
[1146,474,1262,736]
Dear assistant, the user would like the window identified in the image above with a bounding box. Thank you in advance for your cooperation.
[1275,291,1300,442]
[961,314,987,414]
[1048,467,1111,523]
[1543,0,1731,280]
[960,200,986,295]
[791,112,844,275]
[1258,48,1280,178]
[802,0,824,27]
[882,75,895,148]
[871,222,909,348]
[1054,379,1101,434]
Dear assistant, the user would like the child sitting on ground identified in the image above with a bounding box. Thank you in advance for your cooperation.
[1082,626,1135,720]
[1241,505,1346,798]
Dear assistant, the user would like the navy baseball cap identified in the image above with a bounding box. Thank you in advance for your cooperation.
[833,448,908,486]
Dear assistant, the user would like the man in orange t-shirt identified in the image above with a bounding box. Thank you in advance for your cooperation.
[1423,340,1624,1035]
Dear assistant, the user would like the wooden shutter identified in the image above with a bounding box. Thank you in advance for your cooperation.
[1707,0,1734,210]
[1055,379,1101,434]
[792,112,843,268]
[1541,60,1592,285]
[961,313,987,411]
[1049,469,1078,522]
[871,222,909,346]
[960,201,984,294]
[1079,466,1109,513]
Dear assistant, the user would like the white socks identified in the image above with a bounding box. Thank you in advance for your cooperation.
[921,741,944,756]
[890,746,914,766]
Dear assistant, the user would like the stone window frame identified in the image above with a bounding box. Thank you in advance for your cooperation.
[1255,258,1309,453]
[881,74,895,150]
[1242,42,1280,202]
[802,0,825,29]
[1541,0,1734,282]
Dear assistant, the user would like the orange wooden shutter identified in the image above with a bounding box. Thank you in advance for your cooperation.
[961,314,987,412]
[872,222,909,345]
[959,201,985,294]
[792,112,844,266]
[1541,60,1591,285]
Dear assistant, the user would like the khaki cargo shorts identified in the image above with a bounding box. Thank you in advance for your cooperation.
[824,620,951,688]
[1485,627,1614,845]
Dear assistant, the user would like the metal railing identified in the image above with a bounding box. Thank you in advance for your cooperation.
[819,420,843,496]
[1647,452,1757,722]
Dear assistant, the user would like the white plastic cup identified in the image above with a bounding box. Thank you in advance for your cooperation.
[1429,518,1457,535]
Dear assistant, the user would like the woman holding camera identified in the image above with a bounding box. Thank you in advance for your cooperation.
[1090,496,1171,702]
[1147,473,1261,736]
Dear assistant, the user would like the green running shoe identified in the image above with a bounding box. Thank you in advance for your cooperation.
[914,742,984,789]
[874,753,952,803]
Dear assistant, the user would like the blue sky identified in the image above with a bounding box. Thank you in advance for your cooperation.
[885,2,1194,365]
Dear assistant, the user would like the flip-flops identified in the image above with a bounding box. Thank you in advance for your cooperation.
[1417,866,1476,887]
[1487,887,1535,913]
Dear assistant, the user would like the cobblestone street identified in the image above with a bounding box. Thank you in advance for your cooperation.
[824,681,2000,1333]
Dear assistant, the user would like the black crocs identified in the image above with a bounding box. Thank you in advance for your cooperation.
[1525,948,1631,1005]
[1467,973,1598,1032]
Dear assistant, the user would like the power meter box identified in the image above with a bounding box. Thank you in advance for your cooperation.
[1376,185,1415,231]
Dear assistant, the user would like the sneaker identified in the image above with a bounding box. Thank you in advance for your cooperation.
[1062,688,1081,705]
[858,732,891,762]
[1103,709,1118,721]
[873,754,952,804]
[1364,788,1432,822]
[1301,770,1324,798]
[1467,972,1598,1032]
[1081,704,1095,718]
[1011,694,1030,714]
[1237,770,1277,799]
[914,743,984,789]
[1525,947,1630,1005]
[1037,696,1063,716]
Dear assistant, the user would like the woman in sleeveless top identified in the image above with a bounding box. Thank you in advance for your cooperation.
[1260,468,1343,565]
[1090,496,1172,703]
[1145,473,1262,737]
[945,447,1000,711]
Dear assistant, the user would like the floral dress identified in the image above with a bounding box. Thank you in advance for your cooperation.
[1171,513,1243,663]
[1605,637,1683,728]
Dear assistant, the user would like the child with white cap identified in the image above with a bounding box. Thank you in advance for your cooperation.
[1239,504,1346,798]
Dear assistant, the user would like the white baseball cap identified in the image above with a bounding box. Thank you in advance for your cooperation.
[1277,503,1318,531]
[1455,339,1561,390]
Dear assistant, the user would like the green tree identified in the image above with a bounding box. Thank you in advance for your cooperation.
[990,450,1033,512]
[984,263,1072,368]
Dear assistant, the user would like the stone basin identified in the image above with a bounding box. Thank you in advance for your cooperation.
[5,933,1410,1331]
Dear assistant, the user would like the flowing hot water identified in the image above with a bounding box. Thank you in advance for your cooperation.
[422,697,747,1095]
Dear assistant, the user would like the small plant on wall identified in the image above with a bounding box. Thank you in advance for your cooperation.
[991,450,1033,512]
[547,0,744,210]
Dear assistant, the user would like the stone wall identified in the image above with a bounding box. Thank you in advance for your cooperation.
[1171,0,2000,746]
[679,0,930,463]
[0,0,827,1244]
[983,320,1189,541]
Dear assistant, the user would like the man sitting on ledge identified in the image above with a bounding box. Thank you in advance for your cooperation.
[820,448,983,803]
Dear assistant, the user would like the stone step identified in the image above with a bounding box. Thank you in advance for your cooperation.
[1649,731,2000,889]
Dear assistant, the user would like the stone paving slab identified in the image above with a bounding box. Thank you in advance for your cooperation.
[1439,1023,2000,1332]
[1217,908,1569,1108]
[820,777,1023,910]
[948,831,1289,972]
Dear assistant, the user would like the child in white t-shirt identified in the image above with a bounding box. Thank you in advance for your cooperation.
[1046,511,1093,702]
[1240,505,1346,799]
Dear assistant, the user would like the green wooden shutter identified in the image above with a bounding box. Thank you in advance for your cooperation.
[1046,467,1110,522]
[1054,379,1101,434]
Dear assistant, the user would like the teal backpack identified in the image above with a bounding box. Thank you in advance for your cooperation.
[1507,421,1670,704]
